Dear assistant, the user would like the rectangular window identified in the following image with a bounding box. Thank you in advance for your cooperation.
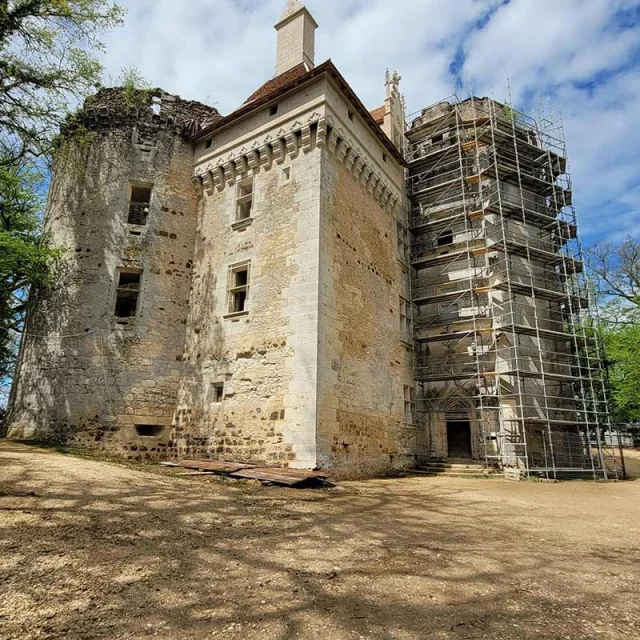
[127,183,152,225]
[235,177,254,223]
[397,221,410,263]
[115,270,142,318]
[436,229,454,247]
[212,382,224,403]
[400,296,413,343]
[403,385,416,425]
[269,104,279,116]
[227,262,250,314]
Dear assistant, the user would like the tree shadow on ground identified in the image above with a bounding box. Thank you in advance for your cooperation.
[0,443,639,640]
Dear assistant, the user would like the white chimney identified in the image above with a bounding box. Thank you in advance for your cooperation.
[274,1,318,76]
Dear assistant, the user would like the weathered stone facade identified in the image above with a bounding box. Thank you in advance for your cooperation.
[6,2,414,475]
[6,1,613,479]
[7,89,219,459]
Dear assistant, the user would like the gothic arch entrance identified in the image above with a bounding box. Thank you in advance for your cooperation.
[440,396,473,459]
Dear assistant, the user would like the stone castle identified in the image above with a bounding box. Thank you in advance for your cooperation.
[6,1,619,479]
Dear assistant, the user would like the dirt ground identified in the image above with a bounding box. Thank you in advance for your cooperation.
[1,442,639,640]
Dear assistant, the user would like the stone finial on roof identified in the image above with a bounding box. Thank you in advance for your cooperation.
[280,0,305,21]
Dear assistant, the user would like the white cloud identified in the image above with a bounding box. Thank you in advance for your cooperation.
[98,0,640,244]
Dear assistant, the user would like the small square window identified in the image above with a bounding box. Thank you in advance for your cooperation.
[115,270,142,318]
[383,153,388,163]
[269,104,279,117]
[212,382,224,403]
[227,262,250,314]
[282,167,291,181]
[436,229,454,247]
[204,138,213,149]
[235,177,254,223]
[348,110,354,122]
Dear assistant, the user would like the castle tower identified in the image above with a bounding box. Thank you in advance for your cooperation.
[174,1,413,474]
[7,89,219,457]
[406,97,615,478]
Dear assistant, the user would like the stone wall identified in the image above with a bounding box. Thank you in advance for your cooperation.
[7,89,218,459]
[316,154,415,477]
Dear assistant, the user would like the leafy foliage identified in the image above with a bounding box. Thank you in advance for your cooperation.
[603,316,640,424]
[586,237,640,317]
[0,1,123,405]
[0,0,124,165]
[0,163,62,384]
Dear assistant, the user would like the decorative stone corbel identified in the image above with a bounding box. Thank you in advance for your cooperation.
[223,161,236,186]
[327,129,339,154]
[316,118,327,147]
[246,150,260,171]
[259,144,273,171]
[201,171,215,196]
[212,166,225,191]
[300,124,312,152]
[272,138,286,164]
[284,132,299,159]
[234,156,248,176]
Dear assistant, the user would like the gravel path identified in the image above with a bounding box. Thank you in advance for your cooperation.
[1,441,639,639]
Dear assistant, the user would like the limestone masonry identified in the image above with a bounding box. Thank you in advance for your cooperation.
[6,1,622,478]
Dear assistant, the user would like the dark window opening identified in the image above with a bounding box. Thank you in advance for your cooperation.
[204,138,213,149]
[212,382,224,403]
[269,104,279,116]
[128,184,152,225]
[135,424,164,437]
[432,133,444,144]
[227,264,250,314]
[348,110,354,122]
[115,270,141,318]
[383,153,388,163]
[436,230,454,247]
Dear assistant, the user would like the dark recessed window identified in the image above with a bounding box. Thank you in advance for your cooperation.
[135,424,164,437]
[269,104,279,116]
[204,138,213,149]
[383,153,388,163]
[115,270,142,318]
[212,382,224,403]
[436,230,454,247]
[128,184,152,225]
[348,110,354,122]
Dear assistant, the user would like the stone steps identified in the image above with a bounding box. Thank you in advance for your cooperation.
[415,460,499,478]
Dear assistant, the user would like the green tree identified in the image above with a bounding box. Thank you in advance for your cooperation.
[603,318,640,425]
[0,163,61,384]
[0,0,124,165]
[587,238,640,429]
[0,0,123,403]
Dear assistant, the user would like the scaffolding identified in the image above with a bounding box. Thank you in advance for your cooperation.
[406,96,623,479]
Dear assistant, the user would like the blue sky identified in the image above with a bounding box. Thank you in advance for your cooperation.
[97,0,640,245]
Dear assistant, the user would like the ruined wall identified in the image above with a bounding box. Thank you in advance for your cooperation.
[7,89,219,459]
